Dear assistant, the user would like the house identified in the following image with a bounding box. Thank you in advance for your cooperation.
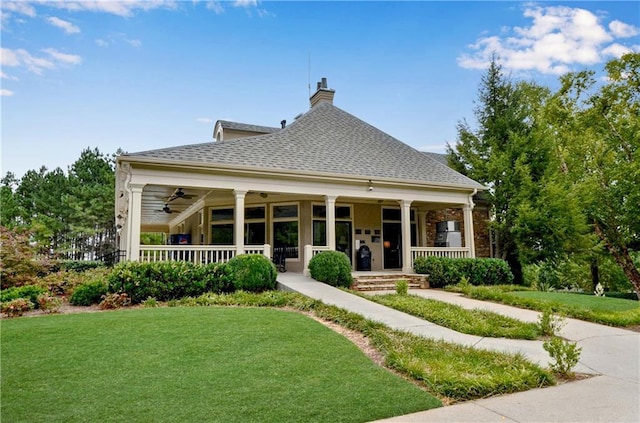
[115,78,488,274]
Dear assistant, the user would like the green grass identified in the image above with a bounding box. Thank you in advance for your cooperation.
[511,291,639,312]
[448,285,640,327]
[1,307,440,423]
[366,293,540,339]
[2,290,555,417]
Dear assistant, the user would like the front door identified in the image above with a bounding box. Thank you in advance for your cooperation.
[383,222,402,269]
[335,221,352,264]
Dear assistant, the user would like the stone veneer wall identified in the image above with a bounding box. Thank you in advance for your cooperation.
[424,207,492,258]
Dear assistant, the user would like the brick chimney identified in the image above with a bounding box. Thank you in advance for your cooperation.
[310,77,335,107]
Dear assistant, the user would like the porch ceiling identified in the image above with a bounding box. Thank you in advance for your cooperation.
[140,185,210,227]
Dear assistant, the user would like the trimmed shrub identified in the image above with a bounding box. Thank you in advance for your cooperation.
[1,285,47,308]
[99,292,131,310]
[308,251,353,288]
[70,280,108,306]
[107,261,205,304]
[106,261,238,303]
[1,298,34,317]
[36,293,63,313]
[414,256,513,288]
[227,254,277,292]
[202,262,235,293]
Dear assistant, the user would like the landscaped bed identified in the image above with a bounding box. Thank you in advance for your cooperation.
[363,292,541,339]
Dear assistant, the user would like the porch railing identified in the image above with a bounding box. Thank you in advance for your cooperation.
[303,245,331,275]
[411,247,470,261]
[139,244,271,265]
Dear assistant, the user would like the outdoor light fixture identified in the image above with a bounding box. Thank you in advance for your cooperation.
[368,180,373,191]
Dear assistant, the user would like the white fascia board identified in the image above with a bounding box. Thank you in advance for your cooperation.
[126,162,475,206]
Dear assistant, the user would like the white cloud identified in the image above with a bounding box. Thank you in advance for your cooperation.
[1,47,81,74]
[94,33,141,48]
[196,117,213,124]
[42,48,82,65]
[1,1,37,18]
[125,38,142,48]
[46,16,80,34]
[459,5,640,75]
[206,1,224,14]
[43,1,178,17]
[234,0,258,7]
[1,88,15,96]
[602,43,634,58]
[1,70,18,80]
[609,20,640,38]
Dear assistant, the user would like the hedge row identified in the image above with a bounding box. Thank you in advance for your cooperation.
[414,256,513,288]
[105,254,276,304]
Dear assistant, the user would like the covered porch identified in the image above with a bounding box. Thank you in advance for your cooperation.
[117,163,479,274]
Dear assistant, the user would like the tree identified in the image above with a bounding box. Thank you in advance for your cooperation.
[0,172,23,228]
[547,53,640,297]
[67,148,116,259]
[448,57,555,282]
[1,147,118,262]
[15,166,72,252]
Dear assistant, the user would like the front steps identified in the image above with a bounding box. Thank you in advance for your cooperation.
[351,273,429,291]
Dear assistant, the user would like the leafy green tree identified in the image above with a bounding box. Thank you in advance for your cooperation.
[448,58,549,282]
[547,53,640,297]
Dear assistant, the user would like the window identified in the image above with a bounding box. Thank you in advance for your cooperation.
[313,204,326,246]
[312,204,353,249]
[211,208,234,245]
[245,206,265,245]
[272,203,299,259]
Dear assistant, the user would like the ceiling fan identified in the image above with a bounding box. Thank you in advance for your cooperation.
[165,187,197,203]
[156,204,179,214]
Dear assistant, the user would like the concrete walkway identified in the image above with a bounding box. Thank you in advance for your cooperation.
[277,273,640,423]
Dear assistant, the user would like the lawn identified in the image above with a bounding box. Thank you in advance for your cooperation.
[511,291,640,313]
[1,307,440,423]
[450,285,640,327]
[365,293,540,339]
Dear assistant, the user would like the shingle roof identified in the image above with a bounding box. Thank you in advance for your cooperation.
[127,102,484,189]
[422,152,448,166]
[217,120,280,134]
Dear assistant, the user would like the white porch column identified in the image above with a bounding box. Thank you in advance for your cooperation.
[399,199,413,273]
[463,203,476,258]
[127,183,145,261]
[325,195,337,250]
[234,190,247,256]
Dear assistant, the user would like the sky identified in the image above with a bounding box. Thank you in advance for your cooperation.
[1,0,639,179]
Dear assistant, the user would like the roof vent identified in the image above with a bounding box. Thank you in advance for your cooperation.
[280,119,286,128]
[310,77,335,108]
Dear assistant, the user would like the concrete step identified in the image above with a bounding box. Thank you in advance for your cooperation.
[352,273,429,291]
[355,283,422,292]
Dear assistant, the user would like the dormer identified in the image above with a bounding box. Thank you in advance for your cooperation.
[213,120,280,142]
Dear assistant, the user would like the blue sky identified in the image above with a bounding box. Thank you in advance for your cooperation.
[2,1,639,179]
